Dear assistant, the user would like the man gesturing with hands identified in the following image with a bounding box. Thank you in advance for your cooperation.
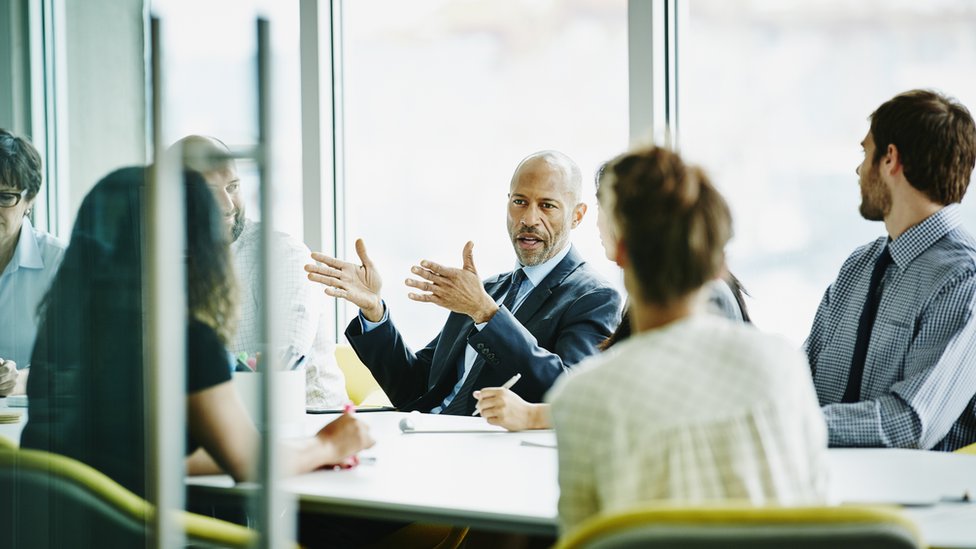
[306,151,621,415]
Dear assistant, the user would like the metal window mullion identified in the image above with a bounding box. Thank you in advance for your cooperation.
[147,16,187,549]
[299,0,341,342]
[330,0,347,334]
[628,0,674,148]
[31,0,69,236]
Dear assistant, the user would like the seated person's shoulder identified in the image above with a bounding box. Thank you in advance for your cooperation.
[926,229,976,279]
[702,316,809,376]
[33,226,68,263]
[572,261,617,290]
[547,353,612,407]
[271,228,312,257]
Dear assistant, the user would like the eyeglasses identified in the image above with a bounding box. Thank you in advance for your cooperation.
[0,189,28,208]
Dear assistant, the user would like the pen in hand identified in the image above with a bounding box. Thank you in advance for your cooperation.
[472,373,522,416]
[342,403,360,468]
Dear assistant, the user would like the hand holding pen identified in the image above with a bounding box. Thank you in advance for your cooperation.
[314,402,375,469]
[342,403,361,468]
[472,373,521,416]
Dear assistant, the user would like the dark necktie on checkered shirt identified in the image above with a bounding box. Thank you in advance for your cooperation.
[440,269,526,415]
[842,246,893,403]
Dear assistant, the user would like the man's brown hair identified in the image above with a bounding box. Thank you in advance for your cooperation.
[602,146,732,306]
[870,89,976,205]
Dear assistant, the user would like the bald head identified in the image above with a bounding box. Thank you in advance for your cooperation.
[173,135,235,174]
[171,135,245,242]
[510,150,583,204]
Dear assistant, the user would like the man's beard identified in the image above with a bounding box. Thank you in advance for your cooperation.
[230,211,245,242]
[511,226,553,266]
[858,164,891,222]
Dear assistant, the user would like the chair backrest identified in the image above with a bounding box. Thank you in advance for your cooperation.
[555,505,923,549]
[954,441,976,455]
[0,446,258,548]
[335,343,392,406]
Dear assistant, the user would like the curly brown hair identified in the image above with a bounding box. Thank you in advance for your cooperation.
[601,147,732,306]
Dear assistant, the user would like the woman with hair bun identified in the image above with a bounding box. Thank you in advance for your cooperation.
[546,147,828,534]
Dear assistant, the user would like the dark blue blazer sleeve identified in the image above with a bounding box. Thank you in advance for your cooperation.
[344,313,439,408]
[467,285,622,402]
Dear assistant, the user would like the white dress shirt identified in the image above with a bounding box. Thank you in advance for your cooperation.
[548,313,829,533]
[0,218,66,368]
[231,219,348,407]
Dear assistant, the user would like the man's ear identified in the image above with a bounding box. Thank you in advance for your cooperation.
[884,143,904,177]
[614,238,628,268]
[571,202,587,228]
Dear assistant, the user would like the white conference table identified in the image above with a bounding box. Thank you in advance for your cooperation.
[4,402,975,547]
[186,411,976,547]
[190,411,561,535]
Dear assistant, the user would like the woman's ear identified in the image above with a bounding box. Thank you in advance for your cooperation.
[614,238,629,268]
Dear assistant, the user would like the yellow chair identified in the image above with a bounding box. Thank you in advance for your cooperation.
[0,447,269,548]
[555,504,923,549]
[335,343,393,407]
[0,434,16,450]
[954,441,976,455]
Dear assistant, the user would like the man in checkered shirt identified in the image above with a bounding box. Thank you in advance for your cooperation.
[804,90,976,451]
[177,135,348,407]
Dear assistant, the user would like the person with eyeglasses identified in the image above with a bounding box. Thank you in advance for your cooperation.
[0,128,66,397]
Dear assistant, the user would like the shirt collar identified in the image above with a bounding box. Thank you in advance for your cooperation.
[9,217,45,272]
[888,204,962,269]
[516,243,573,288]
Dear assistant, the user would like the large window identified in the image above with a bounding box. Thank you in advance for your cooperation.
[679,0,976,345]
[342,0,629,346]
[154,0,305,239]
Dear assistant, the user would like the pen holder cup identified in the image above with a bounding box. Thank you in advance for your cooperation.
[232,370,306,433]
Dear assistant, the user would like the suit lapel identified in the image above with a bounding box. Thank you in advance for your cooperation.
[428,275,510,387]
[513,246,584,325]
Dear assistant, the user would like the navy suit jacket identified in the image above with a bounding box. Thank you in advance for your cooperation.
[345,246,622,415]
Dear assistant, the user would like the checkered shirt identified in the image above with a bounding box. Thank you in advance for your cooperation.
[548,314,829,533]
[804,205,976,451]
[231,219,348,407]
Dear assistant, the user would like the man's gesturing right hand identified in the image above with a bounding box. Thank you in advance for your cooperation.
[306,238,385,322]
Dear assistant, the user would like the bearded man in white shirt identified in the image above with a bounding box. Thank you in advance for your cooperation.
[176,135,348,407]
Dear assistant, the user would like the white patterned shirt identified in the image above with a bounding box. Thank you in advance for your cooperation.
[231,219,347,407]
[548,314,828,534]
[804,205,976,451]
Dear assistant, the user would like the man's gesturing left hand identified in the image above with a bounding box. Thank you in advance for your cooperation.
[406,241,499,324]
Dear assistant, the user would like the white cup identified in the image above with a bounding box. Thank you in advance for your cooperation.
[232,370,306,436]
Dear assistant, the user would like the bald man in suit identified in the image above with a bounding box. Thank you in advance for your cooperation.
[306,151,621,415]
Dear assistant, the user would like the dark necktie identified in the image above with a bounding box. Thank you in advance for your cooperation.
[842,246,893,403]
[441,269,527,415]
[502,269,526,313]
